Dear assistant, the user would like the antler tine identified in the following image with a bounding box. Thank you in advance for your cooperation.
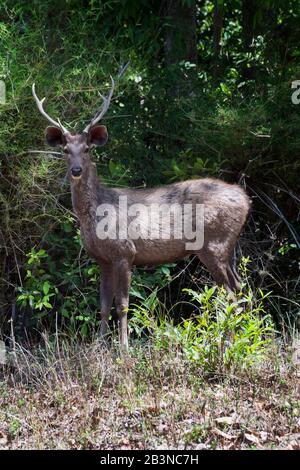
[83,61,130,134]
[117,60,130,78]
[83,76,115,134]
[32,83,69,134]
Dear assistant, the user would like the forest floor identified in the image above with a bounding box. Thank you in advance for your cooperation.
[0,338,299,450]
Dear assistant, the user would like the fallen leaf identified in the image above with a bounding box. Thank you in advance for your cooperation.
[245,433,260,444]
[215,416,235,426]
[213,427,236,440]
[260,431,268,442]
[195,443,208,450]
[284,440,300,450]
[0,432,8,446]
[289,440,300,450]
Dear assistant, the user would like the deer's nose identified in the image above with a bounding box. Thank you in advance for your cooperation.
[71,167,82,177]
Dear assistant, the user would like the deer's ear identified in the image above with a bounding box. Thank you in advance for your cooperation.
[45,126,65,147]
[89,125,108,147]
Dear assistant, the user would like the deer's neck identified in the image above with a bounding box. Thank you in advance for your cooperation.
[70,163,104,223]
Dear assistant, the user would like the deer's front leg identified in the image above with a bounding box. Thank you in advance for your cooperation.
[99,264,115,340]
[115,259,131,350]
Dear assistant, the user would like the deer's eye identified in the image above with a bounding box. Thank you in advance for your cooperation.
[64,146,69,154]
[84,146,89,153]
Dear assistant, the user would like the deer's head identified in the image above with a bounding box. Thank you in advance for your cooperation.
[32,77,115,180]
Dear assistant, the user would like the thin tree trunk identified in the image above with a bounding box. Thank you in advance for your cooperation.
[241,0,257,80]
[213,0,224,78]
[163,0,197,66]
[242,0,256,49]
[242,0,277,82]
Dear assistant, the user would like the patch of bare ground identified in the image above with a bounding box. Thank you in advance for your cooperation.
[0,339,299,450]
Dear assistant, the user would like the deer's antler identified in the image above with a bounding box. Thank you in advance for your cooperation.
[83,61,130,134]
[83,76,115,134]
[32,83,69,134]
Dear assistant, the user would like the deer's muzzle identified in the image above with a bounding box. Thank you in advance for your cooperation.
[71,167,82,178]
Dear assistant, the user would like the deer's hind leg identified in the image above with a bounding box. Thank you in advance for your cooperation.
[197,249,231,292]
[197,241,240,292]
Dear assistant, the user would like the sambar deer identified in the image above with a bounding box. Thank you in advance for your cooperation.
[32,74,250,349]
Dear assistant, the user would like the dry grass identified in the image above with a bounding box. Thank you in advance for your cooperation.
[0,335,299,450]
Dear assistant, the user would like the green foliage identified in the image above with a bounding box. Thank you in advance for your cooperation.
[16,222,101,336]
[130,264,175,301]
[17,248,57,312]
[130,285,276,372]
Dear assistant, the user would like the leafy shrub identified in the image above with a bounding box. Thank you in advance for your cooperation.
[16,231,101,337]
[130,281,276,373]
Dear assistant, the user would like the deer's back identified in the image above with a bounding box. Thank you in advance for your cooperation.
[81,178,250,267]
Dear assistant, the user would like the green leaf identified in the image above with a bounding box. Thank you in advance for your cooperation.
[42,281,51,295]
[63,222,73,233]
[43,302,52,309]
[130,287,146,300]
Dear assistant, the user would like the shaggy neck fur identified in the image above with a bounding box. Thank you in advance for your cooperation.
[70,158,105,222]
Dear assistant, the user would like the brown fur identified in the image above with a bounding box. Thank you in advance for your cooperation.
[44,129,251,349]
